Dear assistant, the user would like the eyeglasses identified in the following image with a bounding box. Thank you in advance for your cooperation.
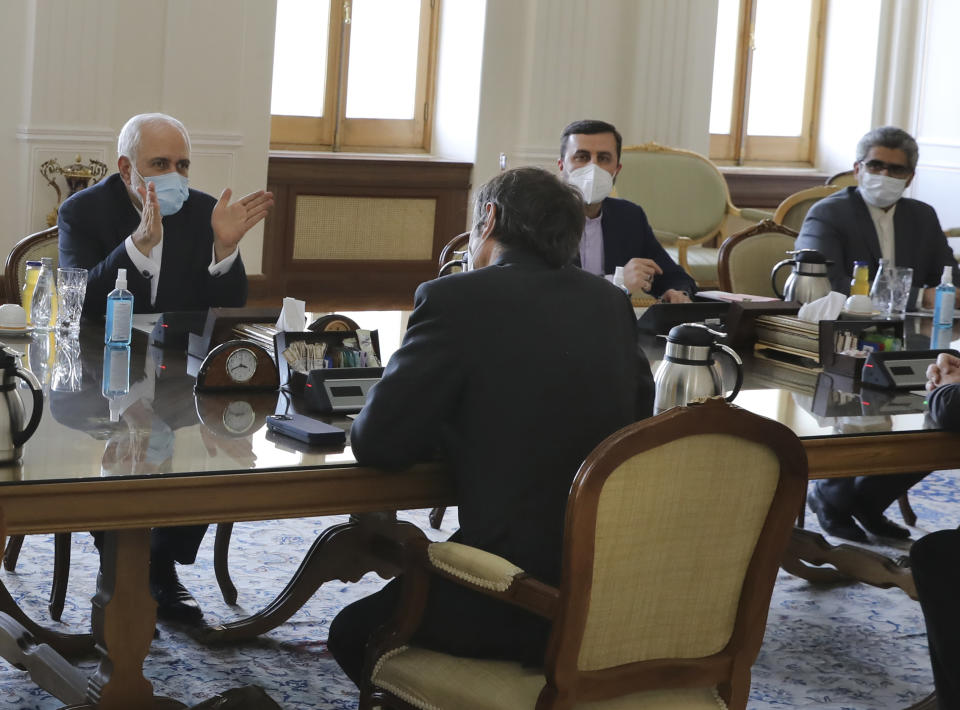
[860,159,913,179]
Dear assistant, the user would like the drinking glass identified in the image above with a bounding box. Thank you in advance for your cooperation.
[56,267,87,333]
[52,333,82,392]
[887,266,914,319]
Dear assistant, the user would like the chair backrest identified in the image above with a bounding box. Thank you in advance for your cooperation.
[438,231,469,277]
[4,227,59,304]
[772,185,840,231]
[542,398,807,709]
[615,143,735,246]
[718,220,799,296]
[825,169,857,188]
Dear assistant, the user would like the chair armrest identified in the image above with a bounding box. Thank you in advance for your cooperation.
[740,207,774,222]
[653,228,681,246]
[675,236,692,277]
[426,542,559,619]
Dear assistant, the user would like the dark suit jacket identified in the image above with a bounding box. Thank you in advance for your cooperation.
[796,186,957,303]
[58,173,247,317]
[598,197,697,297]
[351,246,654,586]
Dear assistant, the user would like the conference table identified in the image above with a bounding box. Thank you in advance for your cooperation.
[0,311,956,708]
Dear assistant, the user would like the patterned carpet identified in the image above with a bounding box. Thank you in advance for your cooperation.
[1,470,957,710]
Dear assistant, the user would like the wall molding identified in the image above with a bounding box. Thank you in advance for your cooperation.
[16,126,115,144]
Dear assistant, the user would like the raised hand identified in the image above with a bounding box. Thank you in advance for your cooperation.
[131,181,164,256]
[211,188,275,262]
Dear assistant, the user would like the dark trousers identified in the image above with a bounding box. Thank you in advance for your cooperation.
[328,575,550,688]
[92,524,208,565]
[815,472,928,516]
[910,529,960,710]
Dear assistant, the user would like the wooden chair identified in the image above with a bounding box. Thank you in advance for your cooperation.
[718,220,799,297]
[614,143,772,288]
[361,398,808,710]
[3,226,59,305]
[438,232,469,277]
[772,185,840,232]
[825,169,857,188]
[1,226,72,622]
[0,510,88,706]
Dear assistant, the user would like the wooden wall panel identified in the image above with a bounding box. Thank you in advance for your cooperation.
[251,154,472,310]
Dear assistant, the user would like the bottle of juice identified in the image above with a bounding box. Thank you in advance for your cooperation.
[21,260,42,326]
[850,261,870,296]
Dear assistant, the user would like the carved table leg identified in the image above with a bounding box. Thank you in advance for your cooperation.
[203,512,427,644]
[85,529,185,710]
[213,522,238,606]
[0,576,93,656]
[783,527,918,600]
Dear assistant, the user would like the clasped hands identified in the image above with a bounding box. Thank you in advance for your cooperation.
[132,181,275,262]
[926,352,960,390]
[622,257,691,303]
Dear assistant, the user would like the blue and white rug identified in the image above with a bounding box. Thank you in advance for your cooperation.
[2,470,957,709]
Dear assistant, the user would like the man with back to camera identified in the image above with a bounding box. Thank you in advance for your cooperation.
[327,167,655,686]
[557,119,696,302]
[56,112,274,624]
[797,125,959,543]
[911,352,960,709]
[58,112,274,317]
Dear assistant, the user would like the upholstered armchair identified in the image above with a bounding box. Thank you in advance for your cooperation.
[361,398,808,710]
[825,170,857,188]
[614,143,772,288]
[718,220,799,297]
[772,185,840,232]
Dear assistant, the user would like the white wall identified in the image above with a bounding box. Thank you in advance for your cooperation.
[2,0,276,273]
[468,0,718,188]
[908,0,960,230]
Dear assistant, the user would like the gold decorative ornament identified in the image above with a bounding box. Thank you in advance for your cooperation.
[40,155,108,226]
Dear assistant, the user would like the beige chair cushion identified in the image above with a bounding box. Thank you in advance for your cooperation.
[427,542,523,592]
[577,434,778,670]
[664,246,719,285]
[372,646,727,710]
[726,233,797,297]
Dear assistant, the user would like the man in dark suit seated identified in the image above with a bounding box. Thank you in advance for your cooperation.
[912,352,960,709]
[798,126,959,543]
[58,112,274,318]
[56,112,273,624]
[327,167,655,686]
[557,119,695,302]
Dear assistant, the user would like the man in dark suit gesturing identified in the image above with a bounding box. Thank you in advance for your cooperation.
[798,126,958,543]
[58,112,273,317]
[328,167,655,685]
[56,112,273,624]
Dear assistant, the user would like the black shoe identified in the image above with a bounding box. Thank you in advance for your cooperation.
[851,506,912,539]
[807,486,868,543]
[150,561,203,625]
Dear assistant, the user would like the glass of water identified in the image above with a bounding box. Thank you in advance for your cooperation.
[56,267,87,333]
[887,266,914,319]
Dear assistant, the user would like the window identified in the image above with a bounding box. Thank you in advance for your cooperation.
[709,0,826,165]
[270,0,440,152]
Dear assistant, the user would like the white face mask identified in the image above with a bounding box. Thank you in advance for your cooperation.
[566,163,614,205]
[859,171,907,208]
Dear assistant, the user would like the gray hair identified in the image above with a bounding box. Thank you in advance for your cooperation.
[472,167,585,268]
[117,113,191,164]
[856,126,919,172]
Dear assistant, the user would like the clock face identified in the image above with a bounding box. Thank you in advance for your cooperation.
[225,347,258,383]
[222,400,256,434]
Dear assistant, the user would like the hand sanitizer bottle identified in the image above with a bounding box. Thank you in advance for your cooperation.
[104,268,134,345]
[933,265,955,330]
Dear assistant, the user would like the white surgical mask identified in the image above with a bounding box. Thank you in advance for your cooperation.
[859,172,907,209]
[566,163,614,205]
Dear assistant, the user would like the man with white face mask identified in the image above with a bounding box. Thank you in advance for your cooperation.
[797,126,959,543]
[557,120,695,302]
[797,125,958,310]
[59,112,274,317]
